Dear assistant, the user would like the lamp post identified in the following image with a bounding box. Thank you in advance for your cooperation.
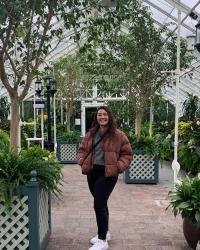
[35,76,57,151]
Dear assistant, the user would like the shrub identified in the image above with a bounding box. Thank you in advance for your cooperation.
[0,146,63,211]
[58,129,81,143]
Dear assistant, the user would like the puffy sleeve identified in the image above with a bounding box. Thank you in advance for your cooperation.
[117,133,133,173]
[76,133,89,166]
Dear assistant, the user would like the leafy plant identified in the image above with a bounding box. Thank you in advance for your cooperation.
[178,144,200,175]
[182,93,199,121]
[0,146,63,212]
[58,130,82,143]
[125,131,172,163]
[167,176,200,224]
[179,121,193,140]
[0,129,9,150]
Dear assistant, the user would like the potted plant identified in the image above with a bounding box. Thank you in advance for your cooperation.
[56,129,82,164]
[124,132,172,184]
[167,176,200,249]
[0,145,63,250]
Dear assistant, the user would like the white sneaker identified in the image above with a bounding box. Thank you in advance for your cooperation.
[90,232,111,245]
[88,239,108,250]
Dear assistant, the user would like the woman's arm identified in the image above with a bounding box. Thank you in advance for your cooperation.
[77,137,87,166]
[117,134,133,173]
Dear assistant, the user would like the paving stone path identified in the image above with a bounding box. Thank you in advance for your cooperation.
[46,162,190,250]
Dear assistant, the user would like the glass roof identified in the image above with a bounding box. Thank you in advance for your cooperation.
[142,0,200,38]
[140,0,200,106]
[1,0,200,108]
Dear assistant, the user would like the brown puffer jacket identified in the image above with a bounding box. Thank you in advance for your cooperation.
[77,128,133,177]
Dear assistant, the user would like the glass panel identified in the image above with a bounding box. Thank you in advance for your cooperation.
[170,9,186,20]
[144,0,173,13]
[181,0,199,8]
[143,0,197,37]
[194,5,200,13]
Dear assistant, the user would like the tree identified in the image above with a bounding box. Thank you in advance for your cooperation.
[52,54,93,131]
[0,0,100,152]
[80,0,193,139]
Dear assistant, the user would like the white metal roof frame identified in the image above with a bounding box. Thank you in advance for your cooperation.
[1,0,200,105]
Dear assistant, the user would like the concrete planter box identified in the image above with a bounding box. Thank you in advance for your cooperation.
[0,172,51,250]
[124,149,159,184]
[56,140,79,164]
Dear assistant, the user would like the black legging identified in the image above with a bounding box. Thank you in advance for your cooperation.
[87,164,118,240]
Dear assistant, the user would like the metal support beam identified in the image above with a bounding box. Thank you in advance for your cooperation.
[172,5,181,184]
[165,0,200,17]
[143,0,195,33]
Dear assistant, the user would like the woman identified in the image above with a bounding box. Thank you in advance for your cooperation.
[77,106,133,250]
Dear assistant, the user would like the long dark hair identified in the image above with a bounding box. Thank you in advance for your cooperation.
[91,106,117,135]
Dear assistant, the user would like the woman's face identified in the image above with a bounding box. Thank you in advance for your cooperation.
[97,109,109,127]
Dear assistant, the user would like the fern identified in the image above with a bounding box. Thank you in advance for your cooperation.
[0,146,63,212]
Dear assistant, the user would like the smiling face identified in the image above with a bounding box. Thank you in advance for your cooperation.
[97,108,109,127]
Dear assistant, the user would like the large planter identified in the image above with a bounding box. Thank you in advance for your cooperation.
[183,218,200,249]
[56,140,79,164]
[124,149,159,184]
[0,171,51,250]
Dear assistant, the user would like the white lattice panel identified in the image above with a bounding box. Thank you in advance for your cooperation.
[0,196,29,250]
[60,144,77,161]
[39,190,49,243]
[129,154,155,180]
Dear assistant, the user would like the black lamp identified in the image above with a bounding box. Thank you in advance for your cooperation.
[195,21,200,52]
[35,79,42,96]
[50,79,57,96]
[35,75,57,152]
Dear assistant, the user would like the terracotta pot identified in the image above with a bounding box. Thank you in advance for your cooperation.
[183,218,200,249]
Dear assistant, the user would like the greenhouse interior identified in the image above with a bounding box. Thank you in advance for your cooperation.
[1,0,200,249]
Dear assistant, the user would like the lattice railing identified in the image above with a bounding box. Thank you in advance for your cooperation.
[124,150,159,184]
[39,190,50,244]
[57,141,78,163]
[0,178,51,250]
[0,196,29,250]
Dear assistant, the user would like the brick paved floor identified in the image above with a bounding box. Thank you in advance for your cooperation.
[46,162,190,250]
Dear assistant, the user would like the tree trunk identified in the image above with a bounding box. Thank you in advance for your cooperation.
[135,110,143,140]
[10,97,21,154]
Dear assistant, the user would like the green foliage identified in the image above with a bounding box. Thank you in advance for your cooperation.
[0,97,10,122]
[153,121,174,138]
[0,146,63,212]
[178,120,200,146]
[0,120,10,132]
[0,0,99,151]
[80,0,192,138]
[125,131,172,162]
[178,144,200,175]
[56,123,67,137]
[168,177,200,224]
[179,121,193,139]
[151,97,175,124]
[58,130,81,143]
[107,101,134,129]
[182,93,199,121]
[0,129,9,150]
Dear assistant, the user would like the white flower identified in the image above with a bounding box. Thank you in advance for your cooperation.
[197,121,200,126]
